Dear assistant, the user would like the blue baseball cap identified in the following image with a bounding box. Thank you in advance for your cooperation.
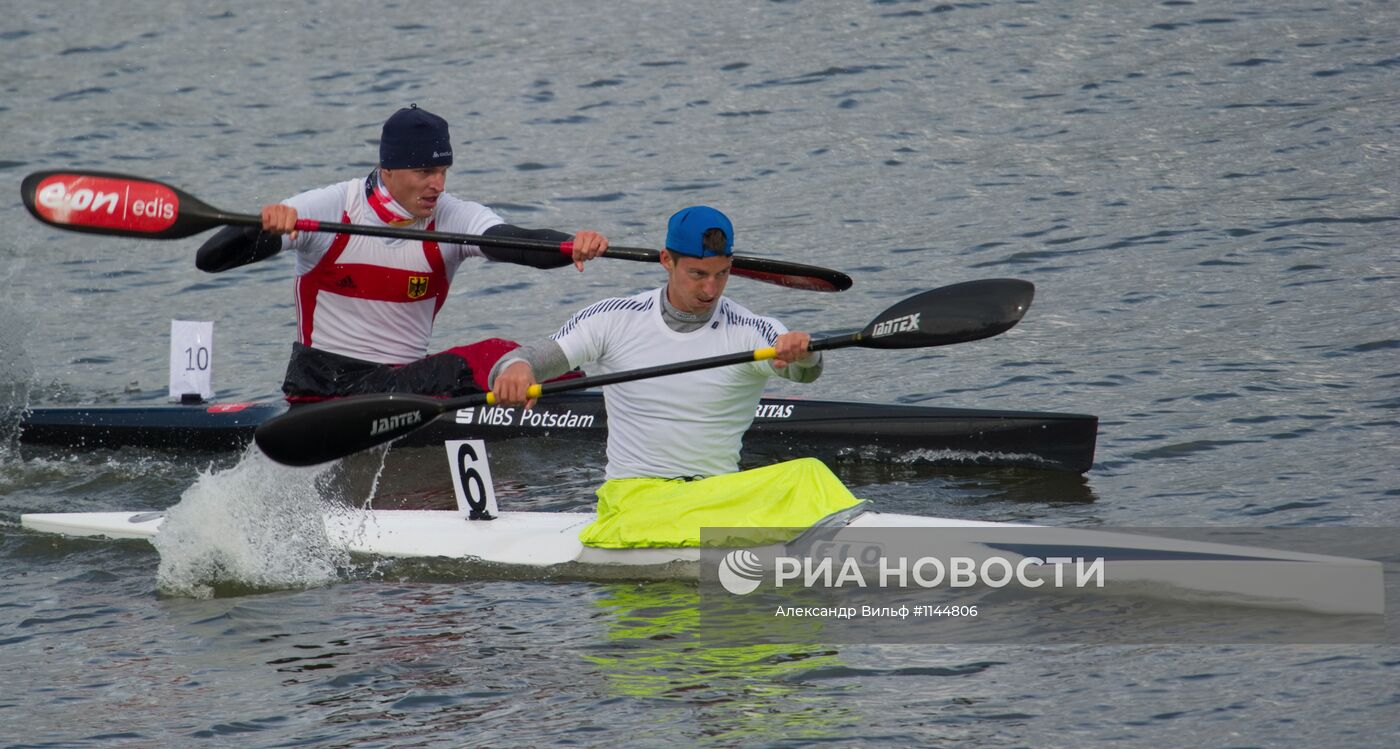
[380,105,453,169]
[665,206,734,258]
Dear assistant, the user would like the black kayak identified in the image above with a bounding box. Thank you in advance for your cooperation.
[12,392,1098,473]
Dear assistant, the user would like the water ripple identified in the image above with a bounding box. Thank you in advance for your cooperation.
[4,0,1400,744]
[50,87,111,102]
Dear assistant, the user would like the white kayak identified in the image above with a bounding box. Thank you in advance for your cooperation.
[20,508,1384,615]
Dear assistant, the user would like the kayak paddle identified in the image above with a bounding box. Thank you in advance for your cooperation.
[20,169,853,293]
[252,278,1034,466]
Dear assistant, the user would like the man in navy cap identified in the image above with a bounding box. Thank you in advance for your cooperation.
[195,104,610,401]
[487,206,859,549]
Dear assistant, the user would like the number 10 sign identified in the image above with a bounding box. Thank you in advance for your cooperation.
[168,320,213,402]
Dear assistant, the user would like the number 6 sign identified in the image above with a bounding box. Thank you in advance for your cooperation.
[444,440,499,520]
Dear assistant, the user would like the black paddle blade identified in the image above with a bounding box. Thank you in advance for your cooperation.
[254,394,450,467]
[857,278,1035,349]
[21,170,227,239]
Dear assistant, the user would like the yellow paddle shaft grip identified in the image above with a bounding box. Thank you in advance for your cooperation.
[754,347,777,361]
[484,384,543,406]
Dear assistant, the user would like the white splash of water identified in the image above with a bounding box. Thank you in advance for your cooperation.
[153,446,355,598]
[0,298,34,456]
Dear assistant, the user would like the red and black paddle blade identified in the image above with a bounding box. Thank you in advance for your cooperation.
[20,170,242,240]
[725,263,853,293]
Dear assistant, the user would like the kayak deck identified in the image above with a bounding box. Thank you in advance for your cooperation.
[11,392,1099,472]
[20,509,1382,616]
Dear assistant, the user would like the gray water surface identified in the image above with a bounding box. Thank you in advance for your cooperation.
[1,1,1397,746]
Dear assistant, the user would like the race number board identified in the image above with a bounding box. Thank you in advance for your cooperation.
[444,439,499,520]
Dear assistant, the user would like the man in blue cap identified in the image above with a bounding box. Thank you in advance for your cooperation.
[488,206,861,548]
[195,104,610,401]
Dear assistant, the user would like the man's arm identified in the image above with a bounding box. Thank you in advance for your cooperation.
[481,225,608,271]
[194,226,284,273]
[772,351,823,383]
[487,340,574,408]
[769,331,823,383]
[195,185,344,273]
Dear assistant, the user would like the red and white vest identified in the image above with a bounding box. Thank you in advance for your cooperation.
[287,179,500,364]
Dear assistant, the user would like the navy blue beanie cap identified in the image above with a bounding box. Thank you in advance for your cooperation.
[380,105,453,168]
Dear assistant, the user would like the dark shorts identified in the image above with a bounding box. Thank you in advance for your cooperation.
[281,339,522,402]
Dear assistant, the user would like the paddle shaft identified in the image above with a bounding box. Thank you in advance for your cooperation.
[22,169,852,292]
[474,331,861,409]
[252,278,1034,466]
[254,332,864,467]
[234,212,847,291]
[220,211,661,265]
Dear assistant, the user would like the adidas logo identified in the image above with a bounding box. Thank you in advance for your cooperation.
[336,276,356,288]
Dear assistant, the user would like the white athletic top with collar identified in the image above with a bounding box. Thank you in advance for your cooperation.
[279,177,504,364]
[550,286,792,480]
